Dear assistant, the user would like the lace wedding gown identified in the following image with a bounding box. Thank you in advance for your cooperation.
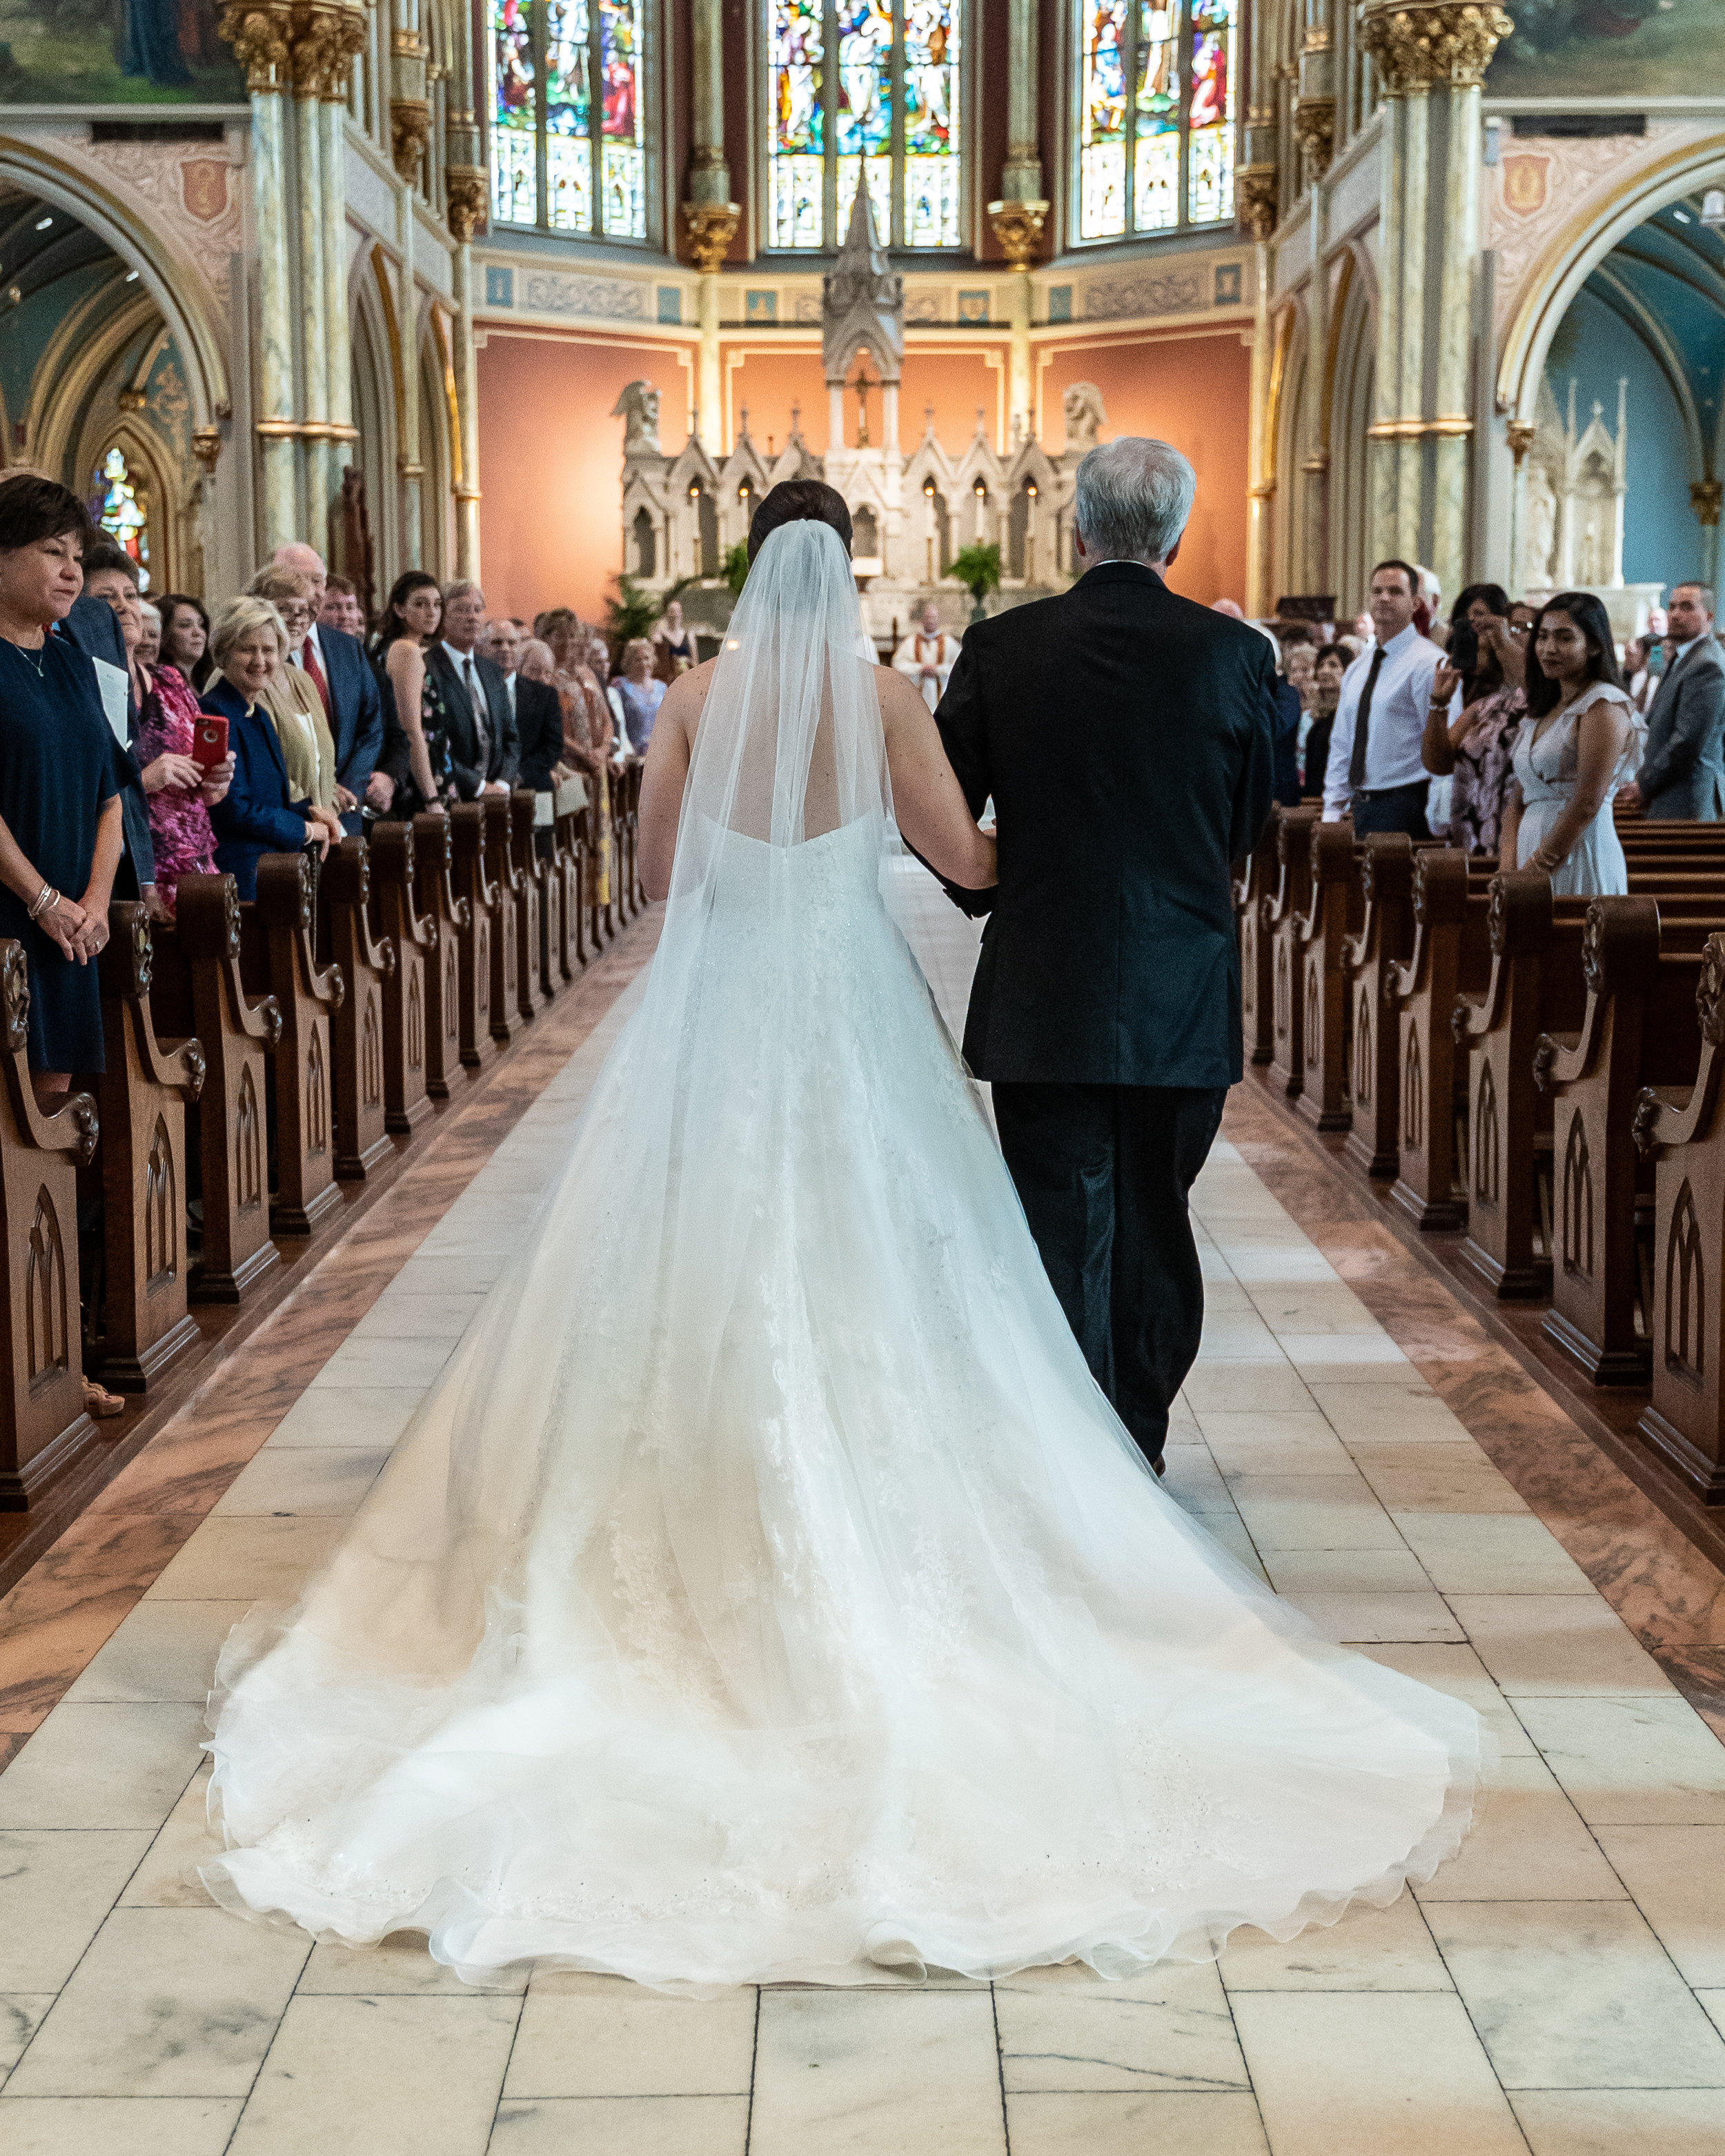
[204,523,1482,1990]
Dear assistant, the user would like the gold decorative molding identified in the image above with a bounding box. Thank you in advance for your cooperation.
[255,417,361,441]
[391,28,426,55]
[1292,96,1336,177]
[1248,479,1277,500]
[1236,165,1279,244]
[446,165,487,244]
[391,96,434,181]
[1693,479,1724,529]
[218,1,293,92]
[1357,1,1513,92]
[220,0,362,98]
[191,425,224,473]
[289,3,354,100]
[1367,414,1475,439]
[682,200,740,273]
[1506,419,1535,466]
[117,386,148,413]
[986,198,1050,270]
[397,459,426,478]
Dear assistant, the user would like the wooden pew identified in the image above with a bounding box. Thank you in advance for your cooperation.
[1267,806,1322,1099]
[240,853,346,1237]
[161,875,282,1305]
[1535,898,1725,1383]
[1296,820,1363,1133]
[1455,875,1588,1298]
[448,802,505,1068]
[1236,817,1280,1067]
[482,798,527,1045]
[504,791,545,1016]
[1633,933,1725,1503]
[0,943,100,1508]
[1340,833,1417,1178]
[319,840,396,1181]
[367,820,435,1135]
[1388,849,1492,1230]
[519,793,566,1000]
[408,813,471,1097]
[619,760,643,917]
[555,803,589,973]
[92,904,206,1391]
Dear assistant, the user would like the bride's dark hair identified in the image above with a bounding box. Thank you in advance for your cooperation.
[747,480,852,564]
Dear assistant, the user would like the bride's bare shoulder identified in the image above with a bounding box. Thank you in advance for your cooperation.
[661,656,720,739]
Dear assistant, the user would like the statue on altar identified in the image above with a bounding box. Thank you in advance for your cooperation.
[892,599,964,711]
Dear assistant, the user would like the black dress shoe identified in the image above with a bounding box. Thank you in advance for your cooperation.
[1152,1456,1166,1478]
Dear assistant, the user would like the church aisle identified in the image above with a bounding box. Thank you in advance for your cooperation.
[0,869,1722,2153]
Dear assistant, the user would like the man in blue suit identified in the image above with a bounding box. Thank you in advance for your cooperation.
[270,543,382,834]
[61,560,160,911]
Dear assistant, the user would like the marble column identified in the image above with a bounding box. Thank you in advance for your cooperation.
[1430,76,1483,595]
[987,204,1046,444]
[1300,184,1330,594]
[321,11,366,535]
[683,0,738,453]
[987,0,1046,439]
[246,43,298,551]
[294,83,329,544]
[1236,0,1279,617]
[446,73,487,581]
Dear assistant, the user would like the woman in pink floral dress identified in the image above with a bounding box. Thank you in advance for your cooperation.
[135,653,231,915]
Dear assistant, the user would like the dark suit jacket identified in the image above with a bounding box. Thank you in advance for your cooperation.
[512,675,566,793]
[60,593,156,892]
[201,678,310,900]
[312,625,384,828]
[934,562,1276,1089]
[426,643,519,799]
[1639,636,1725,820]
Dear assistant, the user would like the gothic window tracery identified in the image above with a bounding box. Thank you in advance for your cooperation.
[1074,0,1235,243]
[769,0,963,250]
[488,0,650,239]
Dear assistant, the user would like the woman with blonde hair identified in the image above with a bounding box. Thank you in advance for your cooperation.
[246,565,340,813]
[202,595,343,900]
[542,608,613,907]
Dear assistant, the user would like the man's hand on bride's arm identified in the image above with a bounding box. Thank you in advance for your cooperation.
[878,668,997,893]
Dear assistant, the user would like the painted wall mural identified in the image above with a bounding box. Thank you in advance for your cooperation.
[0,0,246,104]
[1486,0,1715,98]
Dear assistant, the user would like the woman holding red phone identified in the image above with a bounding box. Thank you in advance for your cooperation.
[134,606,234,916]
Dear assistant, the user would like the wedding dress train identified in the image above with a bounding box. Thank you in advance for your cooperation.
[202,522,1481,1990]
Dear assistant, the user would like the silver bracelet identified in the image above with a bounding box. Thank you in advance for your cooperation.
[26,884,57,922]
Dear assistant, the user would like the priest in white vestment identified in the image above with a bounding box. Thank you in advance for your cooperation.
[893,602,963,713]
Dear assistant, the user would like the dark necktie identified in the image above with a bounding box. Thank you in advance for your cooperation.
[1348,647,1387,792]
[463,655,491,771]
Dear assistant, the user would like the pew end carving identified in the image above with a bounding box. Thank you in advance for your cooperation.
[320,840,398,1181]
[244,853,346,1237]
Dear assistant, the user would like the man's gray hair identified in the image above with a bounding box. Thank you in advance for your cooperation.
[442,578,484,608]
[1073,437,1196,566]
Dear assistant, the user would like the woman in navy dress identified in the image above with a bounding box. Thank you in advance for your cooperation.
[202,596,342,898]
[0,474,124,1096]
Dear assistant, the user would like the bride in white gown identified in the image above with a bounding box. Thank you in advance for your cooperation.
[203,507,1482,1990]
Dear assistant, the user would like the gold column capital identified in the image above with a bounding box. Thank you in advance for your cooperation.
[218,1,294,92]
[191,425,224,474]
[446,166,487,243]
[1357,1,1512,92]
[1506,419,1535,466]
[391,97,435,181]
[682,201,740,273]
[1236,166,1279,244]
[986,198,1050,270]
[1292,97,1336,176]
[1692,479,1724,529]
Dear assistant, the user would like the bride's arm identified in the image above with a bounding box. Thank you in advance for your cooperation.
[637,661,715,900]
[876,667,997,892]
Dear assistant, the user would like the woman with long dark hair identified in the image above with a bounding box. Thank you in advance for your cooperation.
[156,593,215,693]
[1422,584,1526,856]
[1498,591,1639,896]
[368,571,453,816]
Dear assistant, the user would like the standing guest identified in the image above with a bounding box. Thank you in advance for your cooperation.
[130,586,234,916]
[512,637,578,836]
[269,542,382,831]
[1283,641,1316,708]
[1300,643,1348,799]
[1499,592,1639,897]
[1624,636,1655,715]
[1619,582,1725,821]
[651,595,697,679]
[1323,561,1443,837]
[612,638,667,755]
[367,572,452,818]
[480,615,521,688]
[70,544,165,914]
[156,593,214,693]
[1268,647,1303,809]
[428,581,518,800]
[1422,604,1525,859]
[202,596,342,898]
[318,574,366,640]
[542,611,612,904]
[248,567,340,813]
[136,599,161,669]
[892,600,963,713]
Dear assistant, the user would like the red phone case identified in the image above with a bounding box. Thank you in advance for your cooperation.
[191,715,229,769]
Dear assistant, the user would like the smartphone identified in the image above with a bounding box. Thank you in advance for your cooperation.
[190,714,229,770]
[1448,621,1480,681]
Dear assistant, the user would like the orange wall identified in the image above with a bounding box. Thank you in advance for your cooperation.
[1039,331,1251,606]
[723,348,825,457]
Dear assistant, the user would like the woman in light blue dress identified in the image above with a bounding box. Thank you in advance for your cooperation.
[1499,591,1641,898]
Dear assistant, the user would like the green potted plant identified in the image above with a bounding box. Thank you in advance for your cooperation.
[949,542,1002,626]
[722,540,750,597]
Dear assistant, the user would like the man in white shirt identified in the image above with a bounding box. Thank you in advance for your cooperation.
[1323,559,1443,837]
[891,601,963,713]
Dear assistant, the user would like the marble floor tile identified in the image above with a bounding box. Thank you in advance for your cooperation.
[1388,1513,1595,1595]
[1413,1754,1628,1902]
[994,1961,1248,2093]
[387,1254,509,1296]
[748,1989,1006,2155]
[1005,2090,1270,2156]
[1197,1318,1288,1362]
[0,1831,154,1990]
[119,1760,219,1908]
[1249,1283,1381,1332]
[489,2096,752,2155]
[61,1601,248,1705]
[1277,1335,1418,1378]
[1359,1643,1538,1757]
[1209,1246,1341,1286]
[210,1446,391,1518]
[1423,1899,1725,2089]
[0,1703,204,1831]
[1192,1412,1359,1476]
[1198,1513,1271,1583]
[1510,2088,1725,2156]
[1229,1990,1526,2156]
[1279,1591,1464,1644]
[0,2097,244,2154]
[309,1334,460,1389]
[1259,1547,1435,1594]
[0,1995,50,2077]
[505,1971,756,2097]
[1594,1825,1725,1984]
[351,1292,489,1341]
[1452,1596,1679,1697]
[1304,1383,1470,1445]
[1700,1991,1725,2041]
[1349,1447,1530,1514]
[262,1383,425,1449]
[1227,1473,1407,1552]
[1217,1892,1452,1992]
[6,1906,308,2097]
[299,1934,527,1995]
[1180,1364,1320,1416]
[1159,1445,1236,1514]
[230,1992,521,2156]
[1515,1696,1725,1825]
[141,1516,346,1602]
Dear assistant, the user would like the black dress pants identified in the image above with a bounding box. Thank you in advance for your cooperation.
[992,1082,1227,1468]
[1350,780,1430,840]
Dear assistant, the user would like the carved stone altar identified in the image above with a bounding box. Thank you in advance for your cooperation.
[1521,375,1664,640]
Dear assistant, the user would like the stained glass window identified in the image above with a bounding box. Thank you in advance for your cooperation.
[93,446,148,588]
[1076,0,1234,241]
[488,0,648,239]
[769,0,963,250]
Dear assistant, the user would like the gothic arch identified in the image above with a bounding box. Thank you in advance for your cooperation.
[350,244,404,587]
[1328,248,1377,617]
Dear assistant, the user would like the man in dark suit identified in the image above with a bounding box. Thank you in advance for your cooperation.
[482,618,565,795]
[1619,582,1725,821]
[428,580,519,798]
[62,556,158,909]
[933,436,1276,1474]
[271,544,383,833]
